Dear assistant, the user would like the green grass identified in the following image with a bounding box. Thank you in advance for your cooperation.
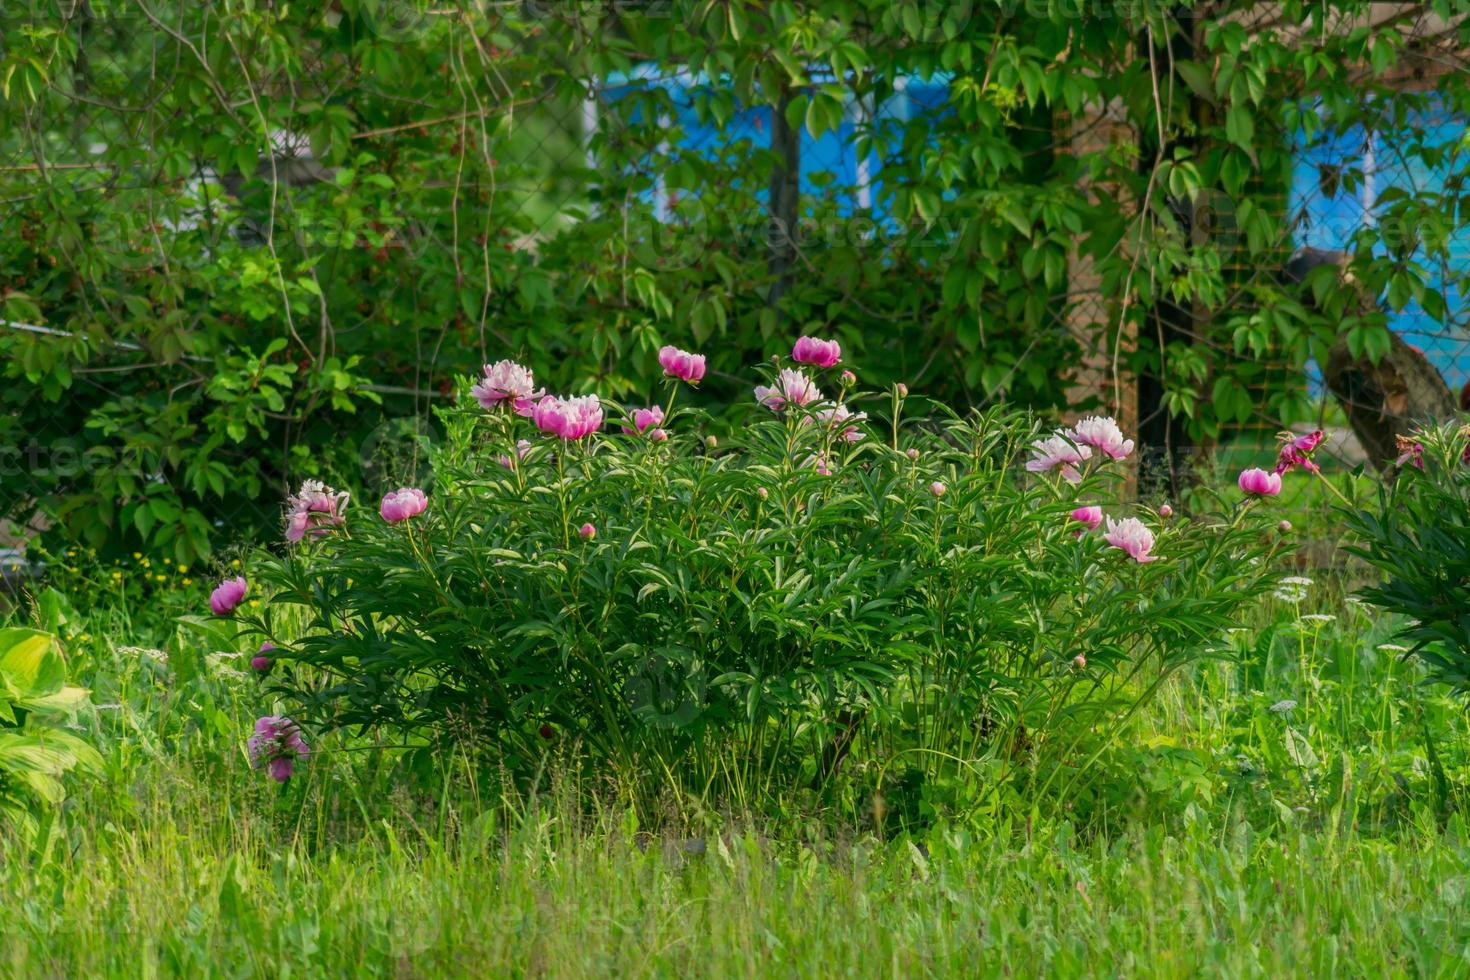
[6,779,1470,978]
[8,520,1470,977]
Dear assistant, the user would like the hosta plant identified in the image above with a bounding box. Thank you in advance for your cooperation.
[1346,422,1470,691]
[240,340,1289,816]
[0,628,101,831]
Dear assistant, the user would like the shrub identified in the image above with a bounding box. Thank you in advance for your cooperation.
[0,627,101,830]
[243,343,1287,814]
[1346,422,1470,691]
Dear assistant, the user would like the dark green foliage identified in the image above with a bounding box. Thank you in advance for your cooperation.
[4,1,1467,559]
[1346,422,1470,691]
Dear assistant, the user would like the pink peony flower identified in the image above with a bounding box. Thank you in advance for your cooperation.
[284,479,350,544]
[755,368,822,411]
[498,439,532,469]
[792,336,842,368]
[251,641,275,673]
[1274,429,1324,475]
[809,404,867,442]
[248,715,309,783]
[209,576,248,615]
[532,394,604,440]
[1067,416,1134,460]
[623,405,666,436]
[1237,467,1282,496]
[1104,517,1160,563]
[578,522,597,540]
[1025,433,1092,484]
[380,487,428,523]
[1070,505,1104,533]
[470,360,544,416]
[658,345,706,384]
[929,481,947,497]
[804,454,833,476]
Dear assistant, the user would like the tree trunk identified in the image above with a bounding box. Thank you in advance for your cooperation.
[1324,332,1457,471]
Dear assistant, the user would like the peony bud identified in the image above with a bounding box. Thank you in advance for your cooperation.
[705,435,718,449]
[1159,503,1173,518]
[929,481,947,497]
[896,383,909,398]
[905,448,920,461]
[1073,654,1087,669]
[578,522,596,541]
[1279,519,1292,533]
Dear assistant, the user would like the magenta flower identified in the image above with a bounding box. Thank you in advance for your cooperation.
[532,394,604,440]
[284,479,350,544]
[1070,505,1104,533]
[248,715,309,783]
[498,439,532,469]
[470,359,544,416]
[1274,430,1324,475]
[209,576,248,615]
[929,481,947,497]
[1067,416,1134,460]
[658,345,707,384]
[1025,433,1092,484]
[579,522,597,541]
[1104,517,1160,563]
[623,405,666,436]
[380,487,428,523]
[755,368,822,411]
[792,336,842,368]
[1237,467,1282,497]
[251,641,275,673]
[1394,435,1424,469]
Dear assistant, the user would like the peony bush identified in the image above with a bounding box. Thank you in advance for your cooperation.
[1347,421,1470,692]
[230,340,1296,811]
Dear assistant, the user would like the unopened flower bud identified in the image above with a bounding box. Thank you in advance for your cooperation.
[1159,503,1173,518]
[757,487,769,501]
[906,448,920,461]
[578,522,597,541]
[929,481,947,497]
[896,383,909,398]
[840,370,856,386]
[705,435,718,449]
[1073,654,1087,669]
[1278,519,1292,533]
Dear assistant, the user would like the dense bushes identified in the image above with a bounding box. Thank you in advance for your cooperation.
[232,340,1289,814]
[4,1,1446,560]
[1347,422,1470,692]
